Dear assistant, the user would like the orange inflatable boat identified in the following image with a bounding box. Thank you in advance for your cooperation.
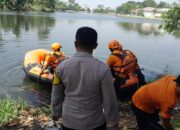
[23,49,61,85]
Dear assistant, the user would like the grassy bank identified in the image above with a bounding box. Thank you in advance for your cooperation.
[0,98,52,129]
[0,98,180,129]
[173,120,180,130]
[0,98,27,126]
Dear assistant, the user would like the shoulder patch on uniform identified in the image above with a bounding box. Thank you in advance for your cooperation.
[53,72,61,85]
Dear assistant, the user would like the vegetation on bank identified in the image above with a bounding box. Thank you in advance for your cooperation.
[0,98,180,129]
[0,0,178,13]
[160,7,180,33]
[0,98,52,129]
[93,0,178,16]
[0,0,179,32]
[115,0,172,15]
[0,0,89,12]
[158,5,180,39]
[0,98,27,125]
[173,120,180,130]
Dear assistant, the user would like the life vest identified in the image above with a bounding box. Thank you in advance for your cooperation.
[121,50,140,74]
[50,51,64,70]
[111,50,139,79]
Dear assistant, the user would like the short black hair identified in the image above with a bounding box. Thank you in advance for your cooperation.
[75,27,98,49]
[174,75,180,85]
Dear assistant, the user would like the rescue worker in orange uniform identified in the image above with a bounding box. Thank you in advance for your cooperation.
[41,42,65,74]
[106,40,146,100]
[132,75,180,130]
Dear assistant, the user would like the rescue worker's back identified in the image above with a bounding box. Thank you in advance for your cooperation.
[133,75,177,118]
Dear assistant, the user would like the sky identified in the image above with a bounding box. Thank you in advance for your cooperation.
[61,0,178,9]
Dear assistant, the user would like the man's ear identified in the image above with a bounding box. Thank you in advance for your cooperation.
[93,42,98,49]
[75,41,78,48]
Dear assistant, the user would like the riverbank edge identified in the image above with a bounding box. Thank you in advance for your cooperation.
[0,98,180,129]
[114,13,162,20]
[0,10,163,21]
[0,98,52,129]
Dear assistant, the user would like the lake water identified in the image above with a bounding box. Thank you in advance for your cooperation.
[0,12,180,103]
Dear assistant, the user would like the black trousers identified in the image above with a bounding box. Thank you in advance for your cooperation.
[118,84,138,101]
[131,103,165,130]
[135,69,147,86]
[62,123,106,130]
[114,76,138,101]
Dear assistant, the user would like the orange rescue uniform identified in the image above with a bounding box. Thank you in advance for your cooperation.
[47,51,65,70]
[121,50,140,75]
[107,50,138,87]
[107,50,123,76]
[132,75,177,119]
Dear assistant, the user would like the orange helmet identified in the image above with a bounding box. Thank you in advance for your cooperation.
[108,40,122,50]
[51,42,62,51]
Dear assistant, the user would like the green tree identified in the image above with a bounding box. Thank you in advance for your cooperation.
[56,1,67,11]
[48,0,56,10]
[158,1,170,8]
[7,0,31,11]
[84,6,91,12]
[0,0,84,12]
[105,7,115,13]
[97,4,104,9]
[72,3,81,11]
[68,0,75,4]
[23,0,34,11]
[0,0,33,11]
[0,0,7,10]
[161,7,180,32]
[93,5,115,13]
[171,2,178,7]
[116,1,139,14]
[136,2,144,8]
[66,0,83,11]
[143,0,157,7]
[32,0,57,12]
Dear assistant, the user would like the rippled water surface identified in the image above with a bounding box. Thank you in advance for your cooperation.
[0,12,180,102]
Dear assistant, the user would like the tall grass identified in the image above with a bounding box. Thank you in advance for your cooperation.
[173,120,180,130]
[0,97,27,125]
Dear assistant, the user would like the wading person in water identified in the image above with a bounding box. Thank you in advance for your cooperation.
[51,27,119,130]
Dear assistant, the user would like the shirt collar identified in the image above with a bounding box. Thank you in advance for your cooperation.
[73,52,93,57]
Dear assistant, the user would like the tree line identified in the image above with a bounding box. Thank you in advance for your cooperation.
[0,0,179,33]
[115,0,177,14]
[0,0,178,13]
[88,0,178,15]
[0,0,89,12]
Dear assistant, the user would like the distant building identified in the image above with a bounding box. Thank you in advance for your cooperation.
[132,7,170,18]
[143,7,156,18]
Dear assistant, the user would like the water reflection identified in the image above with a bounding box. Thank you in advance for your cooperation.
[21,77,51,105]
[0,32,2,42]
[0,12,179,103]
[0,14,55,39]
[118,22,166,36]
